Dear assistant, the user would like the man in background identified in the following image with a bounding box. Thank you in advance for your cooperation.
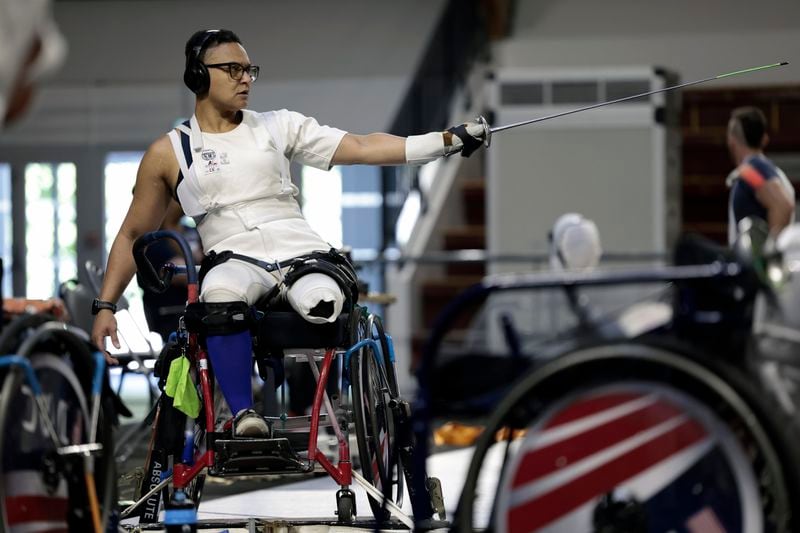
[726,106,795,244]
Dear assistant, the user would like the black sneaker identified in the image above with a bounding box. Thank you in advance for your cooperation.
[233,409,270,438]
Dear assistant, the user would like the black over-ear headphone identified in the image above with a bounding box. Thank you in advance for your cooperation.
[184,29,221,95]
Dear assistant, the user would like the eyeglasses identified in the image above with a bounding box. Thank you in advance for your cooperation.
[204,62,260,82]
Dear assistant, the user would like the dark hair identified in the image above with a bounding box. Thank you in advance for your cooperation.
[730,106,767,149]
[183,29,242,94]
[184,29,242,63]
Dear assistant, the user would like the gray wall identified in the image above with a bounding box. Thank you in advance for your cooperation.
[0,0,446,292]
[2,0,448,146]
[488,124,674,263]
[497,0,800,86]
[484,0,799,265]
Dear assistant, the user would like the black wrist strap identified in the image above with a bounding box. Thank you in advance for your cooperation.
[92,298,117,315]
[447,124,482,158]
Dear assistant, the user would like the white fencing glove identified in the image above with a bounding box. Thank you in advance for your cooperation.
[405,117,487,165]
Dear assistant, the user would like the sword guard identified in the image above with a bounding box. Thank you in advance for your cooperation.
[477,115,492,148]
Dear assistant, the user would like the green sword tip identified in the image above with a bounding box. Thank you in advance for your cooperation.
[716,62,788,78]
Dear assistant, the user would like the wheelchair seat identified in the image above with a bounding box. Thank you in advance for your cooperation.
[253,308,355,352]
[184,297,361,353]
[252,293,359,351]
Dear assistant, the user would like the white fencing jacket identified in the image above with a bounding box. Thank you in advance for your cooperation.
[167,109,347,262]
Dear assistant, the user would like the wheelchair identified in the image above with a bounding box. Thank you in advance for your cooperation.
[120,230,445,529]
[0,313,116,533]
[412,218,800,532]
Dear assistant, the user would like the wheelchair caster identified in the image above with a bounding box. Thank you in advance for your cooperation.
[336,488,357,523]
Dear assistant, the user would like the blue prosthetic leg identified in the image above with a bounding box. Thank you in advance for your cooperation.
[206,331,253,415]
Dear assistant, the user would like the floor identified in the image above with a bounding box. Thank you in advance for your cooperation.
[114,372,500,532]
[121,444,501,532]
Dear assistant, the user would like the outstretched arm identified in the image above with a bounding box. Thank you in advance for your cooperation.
[91,136,175,362]
[331,119,486,166]
[332,132,406,165]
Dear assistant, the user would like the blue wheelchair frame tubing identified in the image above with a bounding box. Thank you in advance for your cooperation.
[0,355,43,395]
[343,333,396,393]
[0,351,106,397]
[90,352,106,396]
[164,508,197,525]
[343,338,383,376]
[343,330,397,373]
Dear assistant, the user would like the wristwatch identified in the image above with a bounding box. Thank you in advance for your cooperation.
[91,298,117,315]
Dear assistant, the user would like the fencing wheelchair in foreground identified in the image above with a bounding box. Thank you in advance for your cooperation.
[120,230,444,529]
[0,312,116,533]
[412,218,800,532]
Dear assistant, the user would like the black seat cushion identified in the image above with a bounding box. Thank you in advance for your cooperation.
[183,298,359,352]
[254,311,351,351]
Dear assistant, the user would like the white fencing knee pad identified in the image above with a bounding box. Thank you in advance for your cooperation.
[285,273,344,324]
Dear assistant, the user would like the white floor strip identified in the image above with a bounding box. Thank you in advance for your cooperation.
[185,445,501,530]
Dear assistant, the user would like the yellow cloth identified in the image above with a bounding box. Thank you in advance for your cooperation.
[164,355,200,418]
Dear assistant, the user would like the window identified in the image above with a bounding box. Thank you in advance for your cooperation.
[104,152,150,335]
[25,163,77,298]
[301,165,343,248]
[104,152,143,256]
[0,164,11,297]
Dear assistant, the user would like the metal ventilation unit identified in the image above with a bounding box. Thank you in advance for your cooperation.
[485,66,682,274]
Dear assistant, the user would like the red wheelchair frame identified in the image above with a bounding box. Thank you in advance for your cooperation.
[120,230,444,528]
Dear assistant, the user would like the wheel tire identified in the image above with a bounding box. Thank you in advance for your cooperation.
[454,342,800,532]
[0,313,58,355]
[370,315,407,508]
[336,488,357,523]
[350,348,399,522]
[368,314,398,397]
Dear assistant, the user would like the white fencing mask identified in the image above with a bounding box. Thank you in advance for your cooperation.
[549,213,603,271]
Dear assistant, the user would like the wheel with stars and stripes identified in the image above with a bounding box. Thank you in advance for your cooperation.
[452,342,800,532]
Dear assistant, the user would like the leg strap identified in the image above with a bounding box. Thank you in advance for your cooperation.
[183,301,260,336]
[199,248,360,309]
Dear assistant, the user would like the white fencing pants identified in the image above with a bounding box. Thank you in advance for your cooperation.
[200,258,344,323]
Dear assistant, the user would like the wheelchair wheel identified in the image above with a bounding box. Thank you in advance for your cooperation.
[453,342,800,532]
[0,313,59,355]
[0,350,115,533]
[350,347,400,522]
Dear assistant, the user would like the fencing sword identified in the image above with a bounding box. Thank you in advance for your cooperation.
[474,61,789,148]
